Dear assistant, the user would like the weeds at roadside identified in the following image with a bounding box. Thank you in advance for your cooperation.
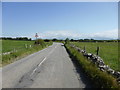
[65,44,120,88]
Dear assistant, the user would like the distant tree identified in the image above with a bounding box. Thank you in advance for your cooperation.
[52,38,57,42]
[65,38,70,44]
[2,37,31,41]
[29,38,32,41]
[34,39,45,47]
[70,39,74,42]
[79,39,83,42]
[84,39,90,42]
[44,39,50,42]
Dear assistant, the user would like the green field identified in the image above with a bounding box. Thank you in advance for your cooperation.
[2,40,35,53]
[2,40,52,66]
[0,40,2,53]
[71,42,119,71]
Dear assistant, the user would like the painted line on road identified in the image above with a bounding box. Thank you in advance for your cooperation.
[38,57,46,67]
[47,44,58,56]
[30,44,58,76]
[30,67,38,76]
[30,57,47,76]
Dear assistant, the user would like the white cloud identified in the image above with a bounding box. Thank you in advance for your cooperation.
[85,29,118,39]
[2,29,118,40]
[37,29,118,40]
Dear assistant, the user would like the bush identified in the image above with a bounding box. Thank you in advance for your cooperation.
[65,38,70,44]
[34,39,46,47]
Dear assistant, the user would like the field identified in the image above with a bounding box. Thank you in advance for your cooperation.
[71,42,119,71]
[2,40,35,53]
[2,40,52,66]
[0,40,1,53]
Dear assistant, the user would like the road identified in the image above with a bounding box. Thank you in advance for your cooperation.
[2,43,91,88]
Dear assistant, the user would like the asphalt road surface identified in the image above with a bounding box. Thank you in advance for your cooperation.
[2,43,92,88]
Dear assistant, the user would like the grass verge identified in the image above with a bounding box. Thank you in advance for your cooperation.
[65,44,120,88]
[71,42,119,71]
[2,42,52,66]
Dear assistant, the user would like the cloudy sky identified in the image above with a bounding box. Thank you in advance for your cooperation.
[2,2,118,40]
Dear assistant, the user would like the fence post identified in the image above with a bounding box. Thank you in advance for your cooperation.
[25,44,27,48]
[84,46,86,51]
[30,45,31,48]
[96,46,99,55]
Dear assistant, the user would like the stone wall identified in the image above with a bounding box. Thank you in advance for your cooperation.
[70,44,120,84]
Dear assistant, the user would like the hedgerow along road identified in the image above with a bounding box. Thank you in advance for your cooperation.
[2,43,92,88]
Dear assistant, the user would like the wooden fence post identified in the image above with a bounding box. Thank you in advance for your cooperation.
[96,46,99,55]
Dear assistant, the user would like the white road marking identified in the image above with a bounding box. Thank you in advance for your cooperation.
[30,44,58,76]
[30,57,47,76]
[30,68,38,76]
[38,57,46,67]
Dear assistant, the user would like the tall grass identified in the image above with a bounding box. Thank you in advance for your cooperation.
[65,44,119,88]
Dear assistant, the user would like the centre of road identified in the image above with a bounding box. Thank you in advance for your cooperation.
[30,44,58,76]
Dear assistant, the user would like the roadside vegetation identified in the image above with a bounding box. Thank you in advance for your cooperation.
[71,42,119,71]
[2,39,52,66]
[65,43,120,88]
[2,40,34,53]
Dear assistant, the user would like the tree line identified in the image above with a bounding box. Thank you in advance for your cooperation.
[1,37,119,42]
[50,38,119,42]
[1,37,32,41]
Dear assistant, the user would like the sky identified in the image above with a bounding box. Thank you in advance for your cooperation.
[2,2,118,40]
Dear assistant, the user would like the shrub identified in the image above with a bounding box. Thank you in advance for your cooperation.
[34,39,46,47]
[65,38,70,44]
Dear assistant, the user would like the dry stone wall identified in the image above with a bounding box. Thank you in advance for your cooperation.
[70,44,120,84]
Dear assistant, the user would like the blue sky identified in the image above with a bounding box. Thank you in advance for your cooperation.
[2,2,118,39]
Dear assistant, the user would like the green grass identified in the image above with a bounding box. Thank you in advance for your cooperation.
[2,40,35,53]
[65,44,120,88]
[71,42,119,71]
[2,40,53,66]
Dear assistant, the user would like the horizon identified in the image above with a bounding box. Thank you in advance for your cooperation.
[2,2,118,40]
[1,36,119,40]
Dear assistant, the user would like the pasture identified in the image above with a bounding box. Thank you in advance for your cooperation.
[71,42,119,71]
[2,40,52,66]
[2,40,35,53]
[0,40,1,53]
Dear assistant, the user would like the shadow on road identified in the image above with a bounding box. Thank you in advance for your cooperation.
[70,55,94,88]
[66,50,94,88]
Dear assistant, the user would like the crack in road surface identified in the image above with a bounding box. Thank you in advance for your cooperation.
[14,45,58,88]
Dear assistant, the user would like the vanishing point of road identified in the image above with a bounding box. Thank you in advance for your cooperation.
[2,43,92,88]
